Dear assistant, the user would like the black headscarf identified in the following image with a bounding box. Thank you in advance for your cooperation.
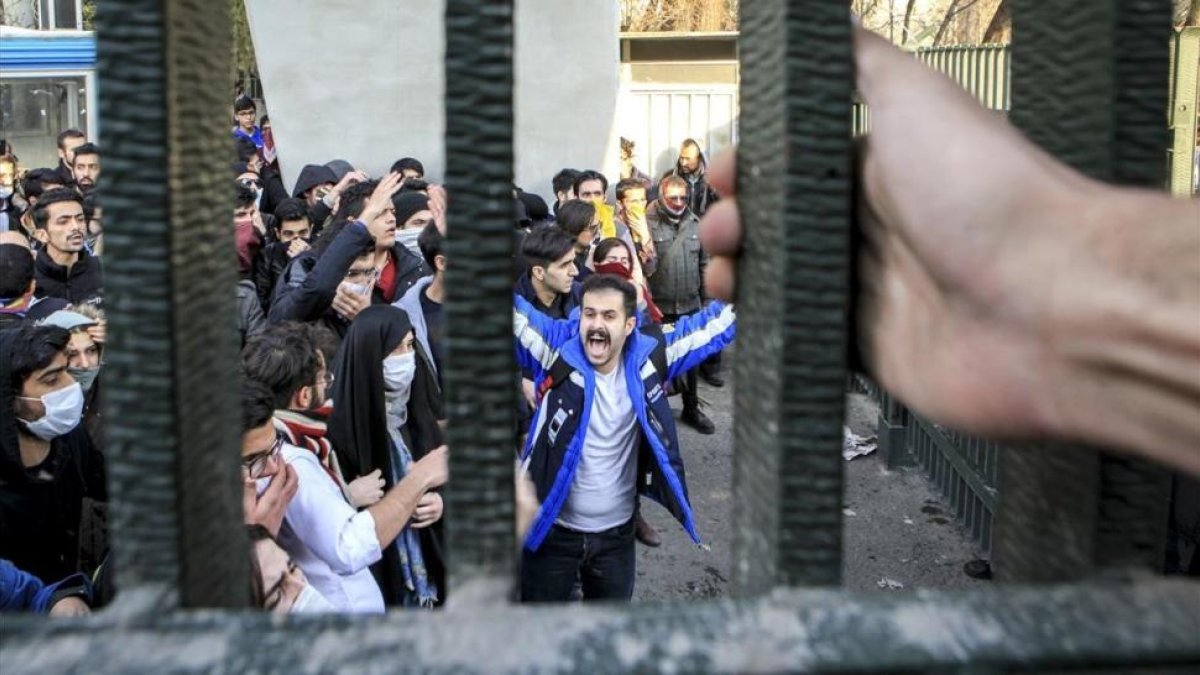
[326,305,413,484]
[326,305,448,606]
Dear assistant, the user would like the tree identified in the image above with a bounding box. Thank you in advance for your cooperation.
[620,0,738,32]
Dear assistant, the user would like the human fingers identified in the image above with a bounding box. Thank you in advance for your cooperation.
[707,147,736,197]
[281,464,299,501]
[704,255,738,302]
[698,199,742,256]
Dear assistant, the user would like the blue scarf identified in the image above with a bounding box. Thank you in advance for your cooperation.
[389,435,438,607]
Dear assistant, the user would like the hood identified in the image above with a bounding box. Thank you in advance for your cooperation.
[292,164,338,198]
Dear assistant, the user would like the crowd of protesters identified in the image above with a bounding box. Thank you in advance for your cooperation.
[0,91,738,614]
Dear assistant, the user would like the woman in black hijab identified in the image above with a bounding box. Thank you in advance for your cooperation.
[326,305,445,607]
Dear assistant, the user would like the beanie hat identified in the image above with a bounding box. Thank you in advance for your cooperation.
[392,192,430,227]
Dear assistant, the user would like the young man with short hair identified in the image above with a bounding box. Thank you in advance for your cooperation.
[252,198,312,311]
[69,144,101,194]
[240,346,449,613]
[513,273,735,602]
[232,95,263,148]
[53,129,86,187]
[268,174,430,342]
[0,323,108,586]
[30,189,103,308]
[551,168,581,216]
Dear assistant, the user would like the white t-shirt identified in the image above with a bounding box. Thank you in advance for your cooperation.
[557,361,639,532]
[267,445,385,613]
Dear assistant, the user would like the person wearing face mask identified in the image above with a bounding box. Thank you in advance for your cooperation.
[390,192,433,261]
[0,324,108,587]
[243,322,385,507]
[239,375,445,614]
[645,175,715,434]
[252,199,312,312]
[327,306,448,608]
[39,310,106,454]
[268,176,430,347]
[246,525,337,614]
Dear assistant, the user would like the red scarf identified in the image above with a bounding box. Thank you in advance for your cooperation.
[594,261,664,324]
[273,406,344,486]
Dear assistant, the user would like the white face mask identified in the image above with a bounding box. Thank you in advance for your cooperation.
[18,382,85,440]
[382,352,417,403]
[0,186,13,200]
[290,583,336,613]
[395,228,422,258]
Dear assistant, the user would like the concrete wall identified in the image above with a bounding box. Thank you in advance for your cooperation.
[244,0,619,201]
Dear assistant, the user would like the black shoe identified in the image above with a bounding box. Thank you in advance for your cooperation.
[700,371,725,388]
[681,408,716,435]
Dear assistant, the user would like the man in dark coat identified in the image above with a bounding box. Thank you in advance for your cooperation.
[29,189,103,309]
[269,175,429,344]
[0,324,107,587]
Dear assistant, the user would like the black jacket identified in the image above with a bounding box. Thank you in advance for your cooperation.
[251,240,292,311]
[0,328,108,584]
[268,221,429,341]
[33,249,104,308]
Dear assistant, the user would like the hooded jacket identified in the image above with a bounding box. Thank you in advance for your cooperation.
[513,295,736,551]
[292,164,337,199]
[268,220,430,341]
[33,249,104,308]
[0,330,108,584]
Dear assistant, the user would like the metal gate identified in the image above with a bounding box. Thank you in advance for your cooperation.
[1,0,1197,672]
[619,85,740,179]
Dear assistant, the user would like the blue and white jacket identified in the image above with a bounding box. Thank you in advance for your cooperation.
[513,295,736,551]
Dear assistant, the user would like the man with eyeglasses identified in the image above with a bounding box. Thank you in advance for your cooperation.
[232,96,263,148]
[240,356,449,613]
[268,174,430,344]
[645,175,716,434]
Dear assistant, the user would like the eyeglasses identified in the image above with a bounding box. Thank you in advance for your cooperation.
[318,370,335,387]
[242,434,284,479]
[663,195,688,203]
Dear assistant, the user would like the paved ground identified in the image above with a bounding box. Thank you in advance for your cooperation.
[633,362,988,601]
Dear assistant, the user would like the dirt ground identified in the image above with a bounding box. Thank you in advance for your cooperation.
[633,371,988,601]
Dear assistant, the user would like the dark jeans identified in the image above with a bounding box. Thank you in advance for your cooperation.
[521,519,636,602]
[662,312,700,413]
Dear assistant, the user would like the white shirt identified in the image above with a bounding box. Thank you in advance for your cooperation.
[557,361,639,532]
[270,445,385,613]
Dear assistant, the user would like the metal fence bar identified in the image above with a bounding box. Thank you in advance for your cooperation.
[94,0,244,608]
[732,0,852,593]
[3,579,1198,671]
[995,0,1172,583]
[442,0,516,601]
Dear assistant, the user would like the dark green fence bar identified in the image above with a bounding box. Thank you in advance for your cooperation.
[995,0,1173,583]
[732,0,853,593]
[442,0,516,600]
[2,581,1197,672]
[95,0,245,608]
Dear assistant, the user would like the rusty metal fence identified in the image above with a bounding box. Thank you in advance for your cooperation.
[0,0,1197,672]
